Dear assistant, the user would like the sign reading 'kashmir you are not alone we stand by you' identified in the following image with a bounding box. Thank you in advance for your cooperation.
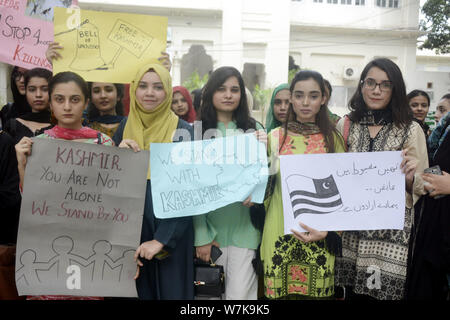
[15,138,149,298]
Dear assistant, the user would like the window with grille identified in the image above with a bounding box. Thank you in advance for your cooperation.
[376,0,399,7]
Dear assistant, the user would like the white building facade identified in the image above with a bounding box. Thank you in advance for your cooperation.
[1,0,448,119]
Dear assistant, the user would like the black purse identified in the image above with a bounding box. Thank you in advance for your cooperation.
[193,258,225,297]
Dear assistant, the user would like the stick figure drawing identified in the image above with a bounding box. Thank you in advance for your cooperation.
[16,236,134,287]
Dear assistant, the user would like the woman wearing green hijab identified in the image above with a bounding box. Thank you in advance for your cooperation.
[265,84,290,133]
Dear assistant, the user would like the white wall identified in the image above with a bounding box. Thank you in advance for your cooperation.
[0,62,11,109]
[290,0,420,30]
[2,0,447,118]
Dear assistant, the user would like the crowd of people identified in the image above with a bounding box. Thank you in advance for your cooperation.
[0,42,449,301]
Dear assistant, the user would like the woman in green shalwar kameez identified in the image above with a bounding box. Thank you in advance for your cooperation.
[261,71,345,300]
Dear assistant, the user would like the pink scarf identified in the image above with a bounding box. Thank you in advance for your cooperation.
[44,125,99,140]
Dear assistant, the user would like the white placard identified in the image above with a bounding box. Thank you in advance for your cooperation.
[280,151,405,234]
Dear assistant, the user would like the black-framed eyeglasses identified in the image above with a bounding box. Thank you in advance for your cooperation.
[361,78,393,92]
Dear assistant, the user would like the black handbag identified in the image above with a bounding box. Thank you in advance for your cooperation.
[194,259,225,297]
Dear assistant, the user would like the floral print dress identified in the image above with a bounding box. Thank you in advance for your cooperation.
[260,127,345,299]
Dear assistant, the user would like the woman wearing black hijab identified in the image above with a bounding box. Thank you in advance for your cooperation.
[0,66,32,127]
[3,68,53,144]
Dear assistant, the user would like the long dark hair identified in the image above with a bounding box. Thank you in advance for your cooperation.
[198,66,256,134]
[9,66,31,116]
[86,82,124,119]
[348,58,412,127]
[281,70,339,153]
[440,93,450,100]
[191,88,203,112]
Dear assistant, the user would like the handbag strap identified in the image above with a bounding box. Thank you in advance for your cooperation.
[343,115,351,151]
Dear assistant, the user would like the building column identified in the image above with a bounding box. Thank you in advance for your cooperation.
[220,1,243,70]
[265,0,290,87]
[0,62,11,109]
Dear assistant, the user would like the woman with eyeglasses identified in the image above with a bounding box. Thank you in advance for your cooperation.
[0,67,32,128]
[333,58,428,300]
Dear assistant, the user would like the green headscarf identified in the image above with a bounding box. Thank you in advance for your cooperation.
[265,83,290,133]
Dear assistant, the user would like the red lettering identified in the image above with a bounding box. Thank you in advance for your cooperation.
[11,45,51,69]
[56,146,66,164]
[12,44,22,61]
[31,200,49,216]
[111,155,121,171]
[66,148,74,164]
[59,201,94,220]
[0,1,19,11]
[75,149,90,167]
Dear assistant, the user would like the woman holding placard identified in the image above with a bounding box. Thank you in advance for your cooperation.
[4,68,53,145]
[113,61,194,300]
[46,43,126,138]
[193,66,267,300]
[15,71,113,300]
[334,58,428,300]
[260,70,345,300]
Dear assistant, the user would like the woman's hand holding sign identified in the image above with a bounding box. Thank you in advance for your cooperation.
[291,223,328,243]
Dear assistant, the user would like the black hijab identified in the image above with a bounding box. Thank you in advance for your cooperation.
[3,67,32,120]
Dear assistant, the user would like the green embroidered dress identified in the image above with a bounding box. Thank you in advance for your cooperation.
[85,121,121,139]
[260,127,345,299]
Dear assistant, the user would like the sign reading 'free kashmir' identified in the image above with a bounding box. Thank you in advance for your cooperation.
[15,138,149,297]
[53,7,167,83]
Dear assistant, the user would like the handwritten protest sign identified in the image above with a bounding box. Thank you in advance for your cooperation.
[0,1,75,70]
[281,151,405,234]
[150,134,269,219]
[25,0,77,22]
[53,7,167,83]
[15,138,149,297]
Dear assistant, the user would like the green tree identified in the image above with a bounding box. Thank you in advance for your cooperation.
[419,0,450,54]
[288,68,298,84]
[252,84,273,124]
[182,71,209,92]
